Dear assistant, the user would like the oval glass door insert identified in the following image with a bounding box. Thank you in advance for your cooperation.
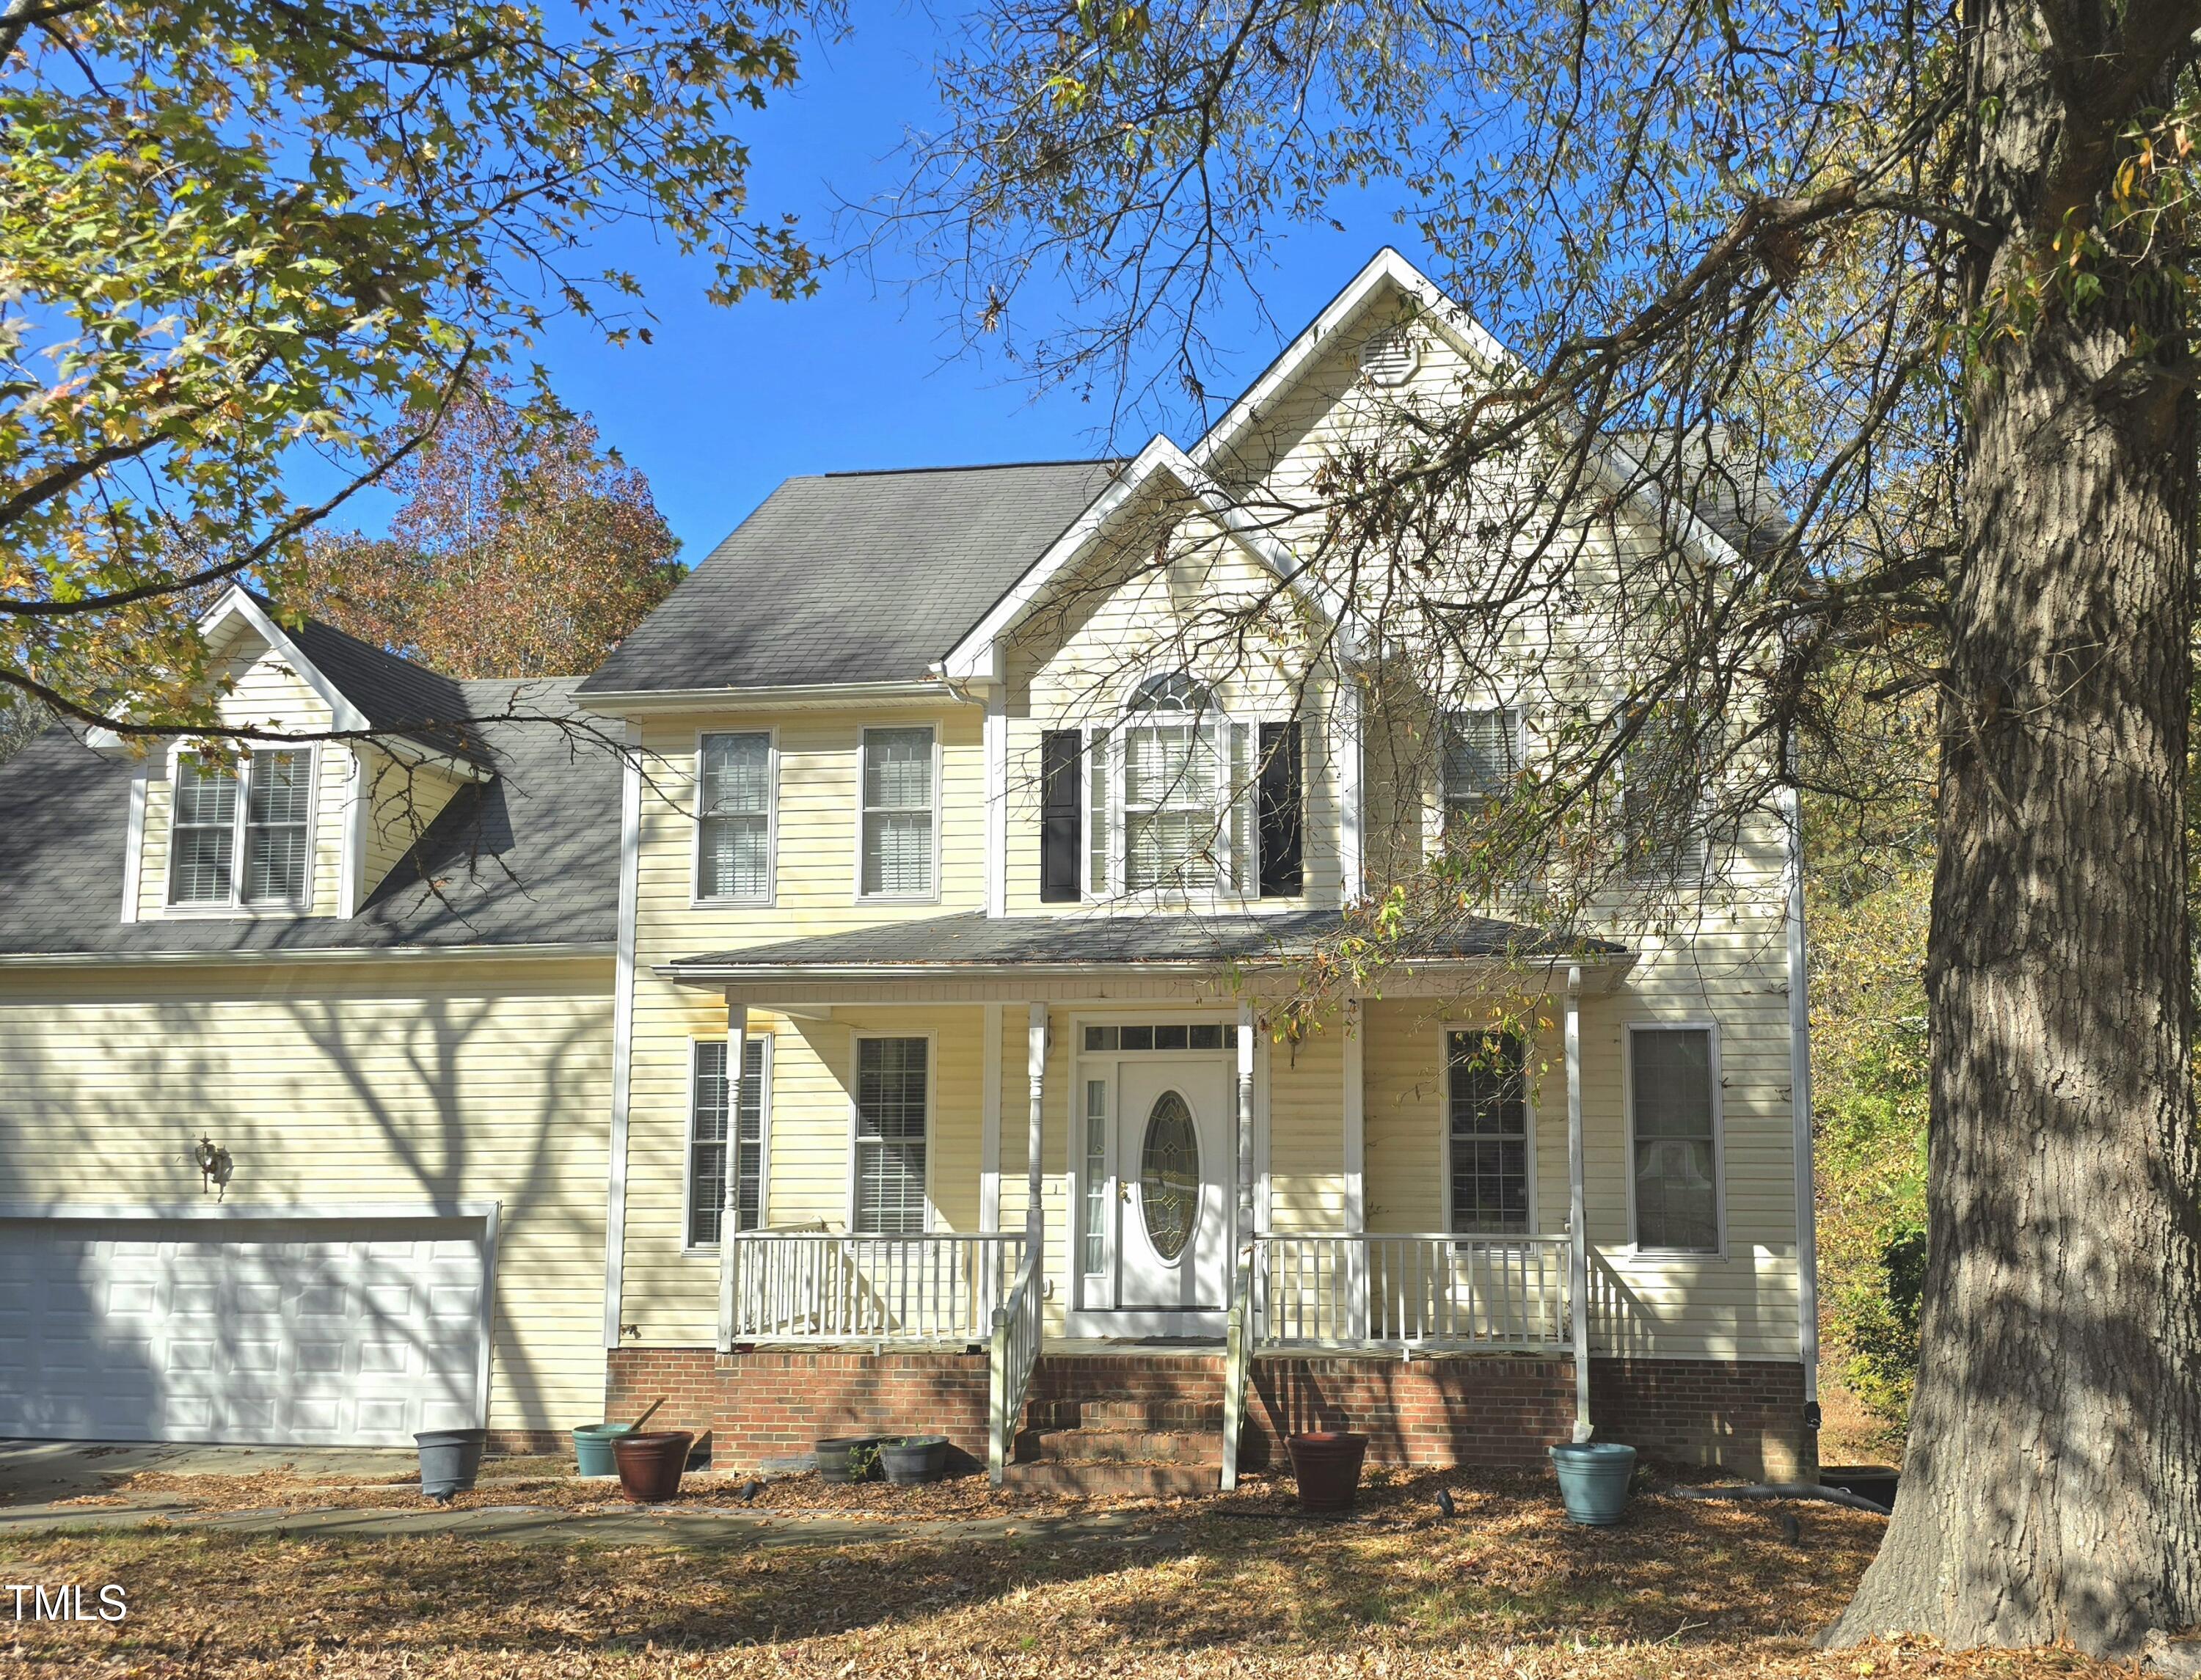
[1139,1091,1200,1262]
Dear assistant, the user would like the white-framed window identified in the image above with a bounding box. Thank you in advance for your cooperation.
[1445,1030,1531,1235]
[1081,1078,1109,1277]
[167,747,314,908]
[686,1035,770,1248]
[858,726,938,899]
[1621,706,1711,879]
[696,731,774,902]
[1089,673,1250,896]
[1627,1023,1723,1253]
[852,1035,930,1234]
[1441,706,1519,844]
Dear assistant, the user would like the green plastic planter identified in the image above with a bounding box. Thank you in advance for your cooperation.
[1550,1440,1638,1525]
[572,1422,637,1478]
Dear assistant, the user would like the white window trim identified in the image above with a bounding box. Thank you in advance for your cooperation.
[682,1032,773,1254]
[1437,1020,1540,1239]
[691,727,778,907]
[1621,1019,1728,1260]
[1433,701,1527,854]
[160,742,321,918]
[853,723,943,905]
[846,1029,938,1235]
[1084,670,1259,907]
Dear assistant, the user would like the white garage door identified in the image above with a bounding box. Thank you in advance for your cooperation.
[0,1214,489,1446]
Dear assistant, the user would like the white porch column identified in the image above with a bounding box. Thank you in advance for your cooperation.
[1565,966,1592,1440]
[1236,1001,1257,1242]
[716,1004,751,1354]
[1342,998,1368,1340]
[1025,1002,1047,1271]
[981,1003,1005,1232]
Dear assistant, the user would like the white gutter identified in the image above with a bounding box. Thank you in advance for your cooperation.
[657,952,1638,987]
[602,721,644,1354]
[575,679,971,717]
[0,942,614,969]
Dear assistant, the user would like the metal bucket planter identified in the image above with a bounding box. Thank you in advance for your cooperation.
[612,1431,695,1504]
[572,1422,636,1478]
[814,1434,887,1484]
[415,1428,488,1500]
[879,1435,950,1486]
[1288,1431,1370,1512]
[1550,1441,1638,1525]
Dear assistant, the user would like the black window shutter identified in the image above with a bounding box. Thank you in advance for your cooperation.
[1040,730,1083,902]
[1258,721,1303,897]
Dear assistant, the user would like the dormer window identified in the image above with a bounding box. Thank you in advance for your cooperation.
[168,748,313,908]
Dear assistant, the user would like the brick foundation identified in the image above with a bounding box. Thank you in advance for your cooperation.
[486,1429,569,1456]
[608,1345,1811,1480]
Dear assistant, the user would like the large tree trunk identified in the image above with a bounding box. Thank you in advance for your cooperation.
[1831,6,2201,1658]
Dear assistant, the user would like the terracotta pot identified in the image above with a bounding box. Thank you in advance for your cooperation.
[1288,1431,1369,1512]
[612,1431,694,1503]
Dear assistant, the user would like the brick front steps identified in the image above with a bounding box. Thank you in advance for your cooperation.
[1004,1395,1226,1496]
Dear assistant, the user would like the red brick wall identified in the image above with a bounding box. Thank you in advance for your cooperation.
[624,1347,1810,1480]
[607,1347,720,1440]
[709,1349,992,1473]
[1591,1356,1812,1480]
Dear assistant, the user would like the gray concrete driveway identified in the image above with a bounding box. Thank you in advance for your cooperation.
[0,1438,418,1505]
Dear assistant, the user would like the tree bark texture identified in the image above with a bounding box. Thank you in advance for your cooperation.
[1833,4,2201,1656]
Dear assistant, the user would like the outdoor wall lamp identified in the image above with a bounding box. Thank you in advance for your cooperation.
[191,1136,234,1199]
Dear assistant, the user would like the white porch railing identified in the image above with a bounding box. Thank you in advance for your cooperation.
[986,1246,1043,1484]
[1254,1232,1572,1351]
[726,1231,1027,1345]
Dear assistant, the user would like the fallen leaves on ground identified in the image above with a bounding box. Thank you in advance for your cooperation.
[0,1472,2125,1679]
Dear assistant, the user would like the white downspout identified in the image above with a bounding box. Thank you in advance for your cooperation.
[1566,965,1592,1442]
[1785,782,1822,1437]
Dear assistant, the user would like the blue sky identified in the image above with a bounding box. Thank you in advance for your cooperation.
[512,7,1418,562]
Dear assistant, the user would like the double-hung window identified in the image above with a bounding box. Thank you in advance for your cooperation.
[1446,1031,1530,1235]
[1442,707,1518,844]
[1111,673,1247,893]
[168,748,313,908]
[687,1037,768,1247]
[853,1037,928,1234]
[858,727,937,899]
[1629,1026,1720,1252]
[1621,707,1710,879]
[697,732,773,902]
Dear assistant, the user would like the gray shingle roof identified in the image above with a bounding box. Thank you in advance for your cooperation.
[579,460,1124,695]
[668,910,1625,974]
[0,678,620,957]
[288,613,490,766]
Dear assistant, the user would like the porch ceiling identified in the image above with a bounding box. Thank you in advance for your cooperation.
[659,909,1632,998]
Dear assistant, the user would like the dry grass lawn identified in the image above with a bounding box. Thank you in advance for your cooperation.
[0,1472,2122,1679]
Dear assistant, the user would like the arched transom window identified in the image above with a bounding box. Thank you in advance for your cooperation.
[1112,672,1244,892]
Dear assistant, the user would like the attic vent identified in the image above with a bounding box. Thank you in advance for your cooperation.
[1359,326,1419,387]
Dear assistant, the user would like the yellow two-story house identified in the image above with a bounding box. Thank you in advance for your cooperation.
[0,252,1819,1486]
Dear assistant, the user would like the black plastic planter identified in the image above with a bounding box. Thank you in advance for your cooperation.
[814,1434,886,1484]
[879,1435,949,1486]
[415,1428,487,1500]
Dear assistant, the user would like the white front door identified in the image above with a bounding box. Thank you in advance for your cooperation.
[1114,1059,1232,1317]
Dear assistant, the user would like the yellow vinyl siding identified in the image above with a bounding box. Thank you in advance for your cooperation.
[0,957,616,1432]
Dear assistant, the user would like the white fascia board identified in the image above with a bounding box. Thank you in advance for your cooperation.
[1191,246,1746,579]
[573,679,966,717]
[0,1200,500,1223]
[941,437,1336,682]
[654,951,1635,989]
[200,586,373,734]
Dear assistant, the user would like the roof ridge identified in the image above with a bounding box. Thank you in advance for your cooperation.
[817,456,1122,479]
